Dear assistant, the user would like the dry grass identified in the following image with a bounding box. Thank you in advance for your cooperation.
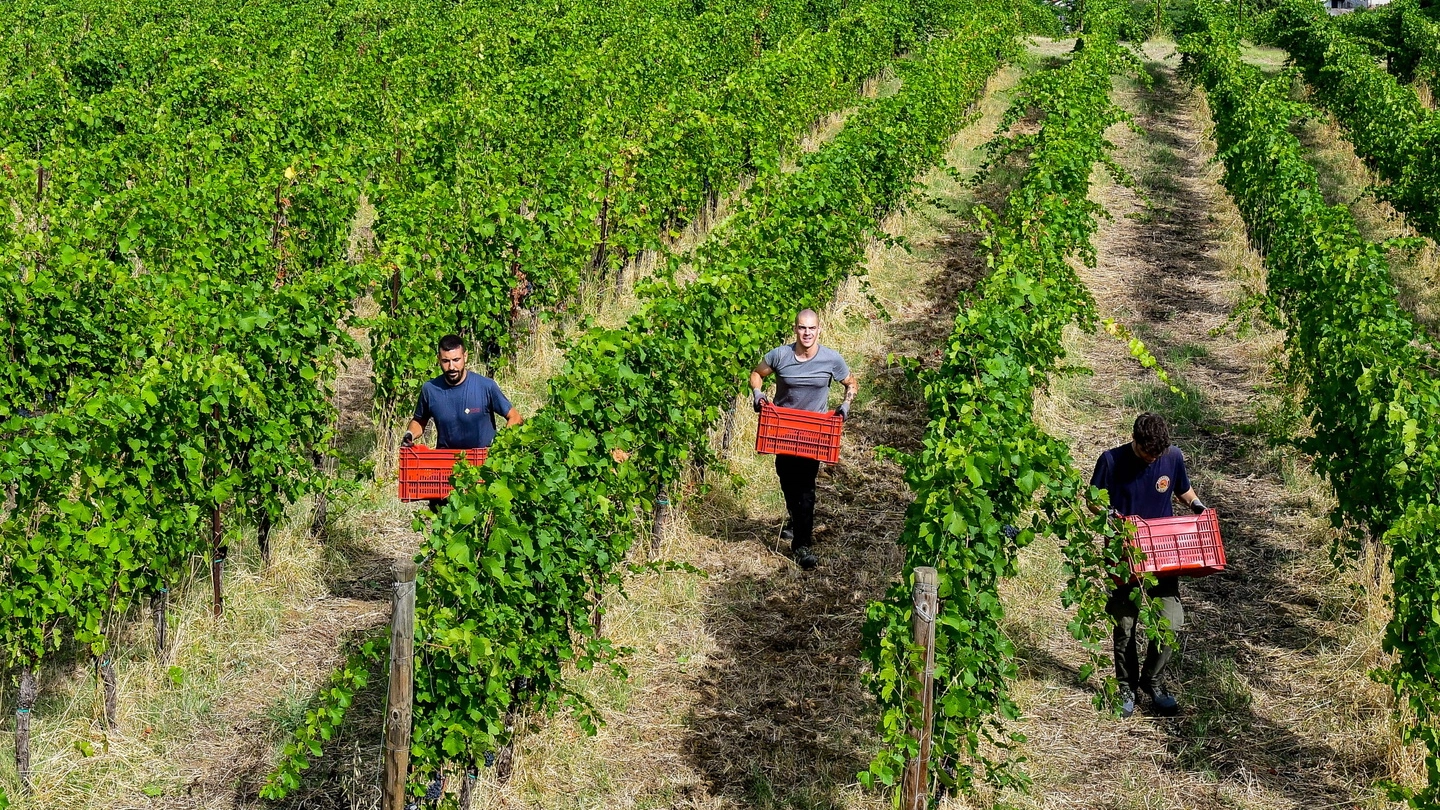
[1005,42,1414,809]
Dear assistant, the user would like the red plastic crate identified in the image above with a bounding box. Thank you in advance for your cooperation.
[398,445,488,502]
[755,402,844,464]
[1125,508,1226,578]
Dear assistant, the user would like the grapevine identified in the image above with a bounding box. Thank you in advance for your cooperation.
[259,636,388,800]
[403,1,1022,791]
[859,1,1166,794]
[1180,4,1440,803]
[1268,0,1440,239]
[1335,0,1440,94]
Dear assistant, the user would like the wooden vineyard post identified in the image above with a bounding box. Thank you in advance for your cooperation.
[152,589,169,661]
[719,396,740,456]
[650,493,670,559]
[383,557,417,810]
[257,511,273,569]
[458,769,476,810]
[590,566,604,638]
[901,567,939,810]
[311,448,332,540]
[16,666,37,791]
[98,654,118,729]
[210,506,226,618]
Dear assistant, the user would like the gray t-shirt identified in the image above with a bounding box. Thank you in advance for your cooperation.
[764,344,850,413]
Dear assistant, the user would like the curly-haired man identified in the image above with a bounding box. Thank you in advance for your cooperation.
[1091,412,1207,718]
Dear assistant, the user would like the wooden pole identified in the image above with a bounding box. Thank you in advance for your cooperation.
[311,448,332,540]
[152,589,169,661]
[257,511,273,569]
[210,507,226,618]
[719,396,739,456]
[16,666,37,791]
[590,566,604,638]
[382,557,418,810]
[901,567,939,810]
[458,769,475,810]
[495,709,517,784]
[98,654,118,730]
[649,494,670,559]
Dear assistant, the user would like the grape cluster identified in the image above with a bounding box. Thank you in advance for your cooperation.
[423,773,444,802]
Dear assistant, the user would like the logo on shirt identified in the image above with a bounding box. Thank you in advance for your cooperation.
[1156,475,1172,493]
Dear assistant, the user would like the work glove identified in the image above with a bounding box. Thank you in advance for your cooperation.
[834,402,851,420]
[751,388,768,413]
[1190,499,1207,515]
[400,431,415,448]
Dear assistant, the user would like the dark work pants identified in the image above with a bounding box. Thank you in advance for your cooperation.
[1107,580,1184,689]
[775,454,820,549]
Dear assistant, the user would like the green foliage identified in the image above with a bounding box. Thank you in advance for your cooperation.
[407,0,1022,788]
[0,0,376,679]
[859,1,1171,797]
[0,0,1013,793]
[259,636,387,800]
[1017,0,1066,35]
[1180,5,1440,803]
[1333,0,1440,91]
[1267,0,1440,239]
[359,0,937,415]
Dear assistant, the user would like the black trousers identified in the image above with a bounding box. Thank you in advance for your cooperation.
[1106,579,1184,689]
[775,454,820,548]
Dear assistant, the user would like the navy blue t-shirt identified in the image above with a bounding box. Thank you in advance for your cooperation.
[1090,443,1190,519]
[413,373,514,449]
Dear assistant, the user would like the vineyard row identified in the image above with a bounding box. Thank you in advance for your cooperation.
[1270,0,1440,240]
[1181,4,1440,804]
[257,0,1030,799]
[859,0,1170,792]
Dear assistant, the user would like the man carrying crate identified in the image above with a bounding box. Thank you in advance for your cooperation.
[749,309,858,570]
[402,335,523,507]
[1091,412,1207,718]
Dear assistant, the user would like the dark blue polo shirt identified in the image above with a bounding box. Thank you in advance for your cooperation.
[413,372,514,449]
[1090,443,1190,519]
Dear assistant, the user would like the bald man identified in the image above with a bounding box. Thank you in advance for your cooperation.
[749,308,858,570]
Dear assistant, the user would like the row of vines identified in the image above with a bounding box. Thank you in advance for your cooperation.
[1179,3,1440,804]
[857,0,1168,794]
[1268,0,1440,239]
[1335,0,1440,99]
[320,2,1033,801]
[0,0,957,798]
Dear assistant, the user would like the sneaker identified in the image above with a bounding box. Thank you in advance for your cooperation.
[1117,683,1136,719]
[794,546,818,570]
[780,519,794,541]
[1140,682,1180,716]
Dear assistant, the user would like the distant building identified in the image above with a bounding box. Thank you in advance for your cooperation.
[1327,0,1392,14]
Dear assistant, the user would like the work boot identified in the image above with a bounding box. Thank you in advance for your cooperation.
[1140,682,1180,716]
[780,518,794,541]
[1116,683,1136,719]
[794,545,818,570]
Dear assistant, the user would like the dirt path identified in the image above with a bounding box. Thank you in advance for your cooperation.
[998,45,1403,809]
